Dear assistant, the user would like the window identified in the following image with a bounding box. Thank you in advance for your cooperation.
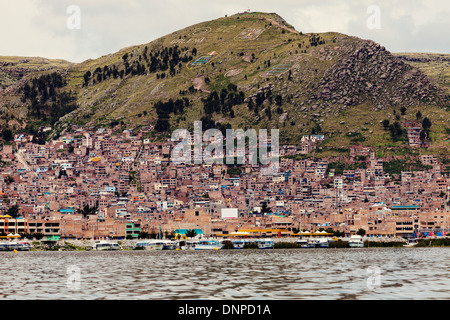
[195,211,199,217]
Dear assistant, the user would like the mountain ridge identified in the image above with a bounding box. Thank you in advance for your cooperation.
[0,12,449,156]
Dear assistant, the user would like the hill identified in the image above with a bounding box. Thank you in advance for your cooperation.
[0,12,449,157]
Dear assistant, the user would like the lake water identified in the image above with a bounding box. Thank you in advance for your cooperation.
[0,248,449,300]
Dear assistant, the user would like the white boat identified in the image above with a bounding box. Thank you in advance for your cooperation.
[179,239,199,250]
[194,239,223,250]
[93,240,122,251]
[134,239,165,250]
[0,242,9,251]
[231,239,246,249]
[0,241,31,251]
[297,239,316,248]
[404,238,419,247]
[256,239,274,249]
[162,239,177,250]
[317,238,330,248]
[348,235,364,248]
[17,241,32,251]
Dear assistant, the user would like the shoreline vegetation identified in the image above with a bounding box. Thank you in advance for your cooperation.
[4,237,449,251]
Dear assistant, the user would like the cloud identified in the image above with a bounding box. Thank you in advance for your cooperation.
[0,0,448,63]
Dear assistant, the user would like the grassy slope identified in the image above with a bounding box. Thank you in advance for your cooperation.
[1,13,449,157]
[393,53,450,95]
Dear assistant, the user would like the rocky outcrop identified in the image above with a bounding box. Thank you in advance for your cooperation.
[312,40,446,108]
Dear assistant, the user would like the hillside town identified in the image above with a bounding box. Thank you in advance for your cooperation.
[0,123,449,243]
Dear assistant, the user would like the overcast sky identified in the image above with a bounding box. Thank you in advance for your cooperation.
[1,0,449,63]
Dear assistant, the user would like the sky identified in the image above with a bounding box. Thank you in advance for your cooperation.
[0,0,449,63]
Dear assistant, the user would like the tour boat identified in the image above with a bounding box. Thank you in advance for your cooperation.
[317,238,330,248]
[297,239,314,248]
[231,239,246,249]
[0,242,8,251]
[194,239,223,250]
[178,239,199,250]
[256,239,274,249]
[348,235,364,248]
[17,241,32,251]
[162,239,177,250]
[93,240,122,251]
[134,239,165,250]
[404,238,419,247]
[0,241,31,251]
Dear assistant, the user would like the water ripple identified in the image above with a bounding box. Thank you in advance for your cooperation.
[0,248,449,299]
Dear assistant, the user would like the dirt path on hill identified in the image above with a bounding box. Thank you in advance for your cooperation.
[264,18,299,34]
[193,77,211,93]
[16,151,37,176]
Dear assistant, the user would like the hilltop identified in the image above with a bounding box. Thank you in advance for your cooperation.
[0,12,449,157]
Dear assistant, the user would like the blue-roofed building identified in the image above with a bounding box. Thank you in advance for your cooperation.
[174,229,204,237]
[60,209,75,214]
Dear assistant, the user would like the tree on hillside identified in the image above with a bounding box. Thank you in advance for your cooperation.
[416,111,422,121]
[2,128,13,141]
[400,106,407,115]
[77,204,98,218]
[261,202,272,214]
[6,205,20,218]
[356,228,366,236]
[422,117,432,131]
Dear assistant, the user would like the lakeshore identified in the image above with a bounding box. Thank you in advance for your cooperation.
[4,236,449,251]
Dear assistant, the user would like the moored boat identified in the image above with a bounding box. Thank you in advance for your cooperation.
[296,239,315,248]
[178,239,199,250]
[134,239,165,250]
[348,235,364,248]
[256,239,274,249]
[317,238,330,248]
[162,239,177,250]
[93,240,122,251]
[194,239,223,250]
[231,239,246,249]
[404,238,419,247]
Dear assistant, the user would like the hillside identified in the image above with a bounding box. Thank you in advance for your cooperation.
[0,12,449,156]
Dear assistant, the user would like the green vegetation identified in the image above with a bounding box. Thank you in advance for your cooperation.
[363,241,405,248]
[383,159,432,175]
[329,240,350,248]
[415,238,450,247]
[0,13,448,159]
[273,242,301,249]
[185,229,198,238]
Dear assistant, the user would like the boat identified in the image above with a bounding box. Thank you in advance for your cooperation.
[231,239,246,249]
[134,239,165,250]
[317,238,330,248]
[17,241,32,251]
[348,235,364,248]
[296,239,315,248]
[404,238,419,247]
[256,239,274,249]
[0,241,31,251]
[93,240,122,251]
[178,239,199,250]
[162,239,177,250]
[194,239,223,250]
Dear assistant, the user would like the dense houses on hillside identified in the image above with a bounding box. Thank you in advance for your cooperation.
[0,124,449,241]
